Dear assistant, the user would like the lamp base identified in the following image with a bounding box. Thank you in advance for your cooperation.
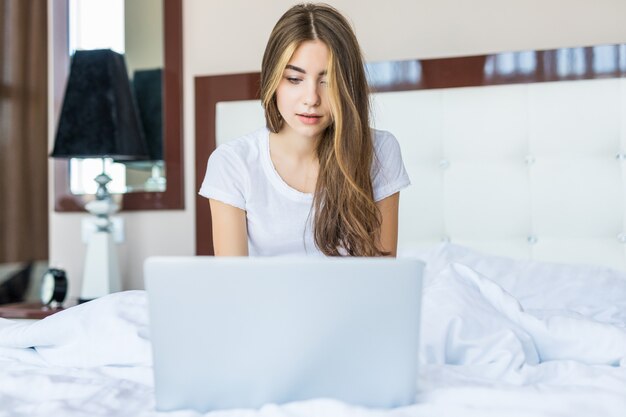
[81,230,121,300]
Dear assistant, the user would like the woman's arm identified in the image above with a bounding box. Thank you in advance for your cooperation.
[209,199,249,256]
[376,192,400,257]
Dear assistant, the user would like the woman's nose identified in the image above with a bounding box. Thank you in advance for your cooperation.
[303,82,320,107]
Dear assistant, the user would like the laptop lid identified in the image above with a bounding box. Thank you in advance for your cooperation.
[145,256,423,412]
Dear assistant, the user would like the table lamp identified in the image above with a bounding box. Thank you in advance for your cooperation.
[51,49,149,302]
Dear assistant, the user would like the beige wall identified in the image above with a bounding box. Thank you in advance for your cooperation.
[48,0,626,297]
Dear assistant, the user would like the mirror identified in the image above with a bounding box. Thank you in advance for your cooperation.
[68,0,165,194]
[53,0,183,211]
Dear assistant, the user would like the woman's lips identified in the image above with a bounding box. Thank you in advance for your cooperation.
[297,114,322,125]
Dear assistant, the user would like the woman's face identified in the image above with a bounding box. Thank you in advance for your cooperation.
[275,40,332,140]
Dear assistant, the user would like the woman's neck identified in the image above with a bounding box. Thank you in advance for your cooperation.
[269,128,321,194]
[271,128,320,162]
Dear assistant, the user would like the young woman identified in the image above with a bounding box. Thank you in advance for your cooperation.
[199,3,410,257]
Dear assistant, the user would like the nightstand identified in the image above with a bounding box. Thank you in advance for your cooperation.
[0,301,71,322]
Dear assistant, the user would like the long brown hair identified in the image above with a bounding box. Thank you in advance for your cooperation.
[260,3,386,256]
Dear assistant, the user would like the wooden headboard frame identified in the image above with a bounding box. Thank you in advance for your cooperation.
[195,44,626,255]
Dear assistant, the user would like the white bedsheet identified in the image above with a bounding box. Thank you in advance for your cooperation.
[1,244,625,417]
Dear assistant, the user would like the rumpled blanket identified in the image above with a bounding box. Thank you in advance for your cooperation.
[0,243,625,416]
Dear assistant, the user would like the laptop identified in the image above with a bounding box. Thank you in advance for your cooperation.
[144,256,424,412]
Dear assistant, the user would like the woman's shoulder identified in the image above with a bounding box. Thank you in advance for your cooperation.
[369,128,410,200]
[201,128,268,202]
[371,127,398,144]
[369,128,406,177]
[370,128,400,155]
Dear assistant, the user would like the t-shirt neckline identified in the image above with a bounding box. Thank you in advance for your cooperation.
[261,128,314,203]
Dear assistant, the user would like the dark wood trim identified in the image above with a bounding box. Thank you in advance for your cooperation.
[52,1,69,122]
[0,302,74,320]
[195,73,261,256]
[160,0,184,210]
[53,0,184,211]
[194,44,626,255]
[52,0,71,210]
[366,44,626,93]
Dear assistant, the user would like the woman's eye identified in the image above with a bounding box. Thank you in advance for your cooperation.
[320,79,328,86]
[286,77,301,84]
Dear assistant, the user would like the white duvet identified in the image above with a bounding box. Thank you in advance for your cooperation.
[1,244,625,417]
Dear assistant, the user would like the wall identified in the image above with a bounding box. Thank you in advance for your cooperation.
[48,0,626,297]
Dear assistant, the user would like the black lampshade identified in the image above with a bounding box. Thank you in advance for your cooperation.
[132,68,163,161]
[51,49,149,160]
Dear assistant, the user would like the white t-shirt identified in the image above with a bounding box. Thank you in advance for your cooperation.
[199,127,410,256]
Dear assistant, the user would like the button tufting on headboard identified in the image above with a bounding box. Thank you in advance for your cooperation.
[372,78,626,271]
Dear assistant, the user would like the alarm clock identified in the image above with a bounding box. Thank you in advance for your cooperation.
[40,268,68,306]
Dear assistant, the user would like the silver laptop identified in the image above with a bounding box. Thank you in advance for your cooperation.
[144,256,424,412]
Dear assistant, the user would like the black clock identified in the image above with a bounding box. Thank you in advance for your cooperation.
[40,268,68,306]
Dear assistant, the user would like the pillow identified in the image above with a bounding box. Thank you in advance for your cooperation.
[407,243,626,325]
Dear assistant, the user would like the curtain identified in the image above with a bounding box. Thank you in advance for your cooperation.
[0,0,48,263]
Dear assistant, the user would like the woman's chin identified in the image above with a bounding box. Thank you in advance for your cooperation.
[284,123,329,140]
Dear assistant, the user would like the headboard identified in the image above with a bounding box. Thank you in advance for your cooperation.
[195,44,626,270]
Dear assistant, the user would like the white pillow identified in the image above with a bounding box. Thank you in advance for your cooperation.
[407,243,626,326]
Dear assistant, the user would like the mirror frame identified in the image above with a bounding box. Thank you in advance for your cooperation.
[52,0,184,211]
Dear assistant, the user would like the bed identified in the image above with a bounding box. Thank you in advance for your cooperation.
[1,44,625,416]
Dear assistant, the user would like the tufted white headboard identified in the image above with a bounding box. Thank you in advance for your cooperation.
[373,79,626,270]
[196,44,626,270]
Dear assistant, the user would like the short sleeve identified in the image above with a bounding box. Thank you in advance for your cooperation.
[371,131,411,202]
[198,146,248,210]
